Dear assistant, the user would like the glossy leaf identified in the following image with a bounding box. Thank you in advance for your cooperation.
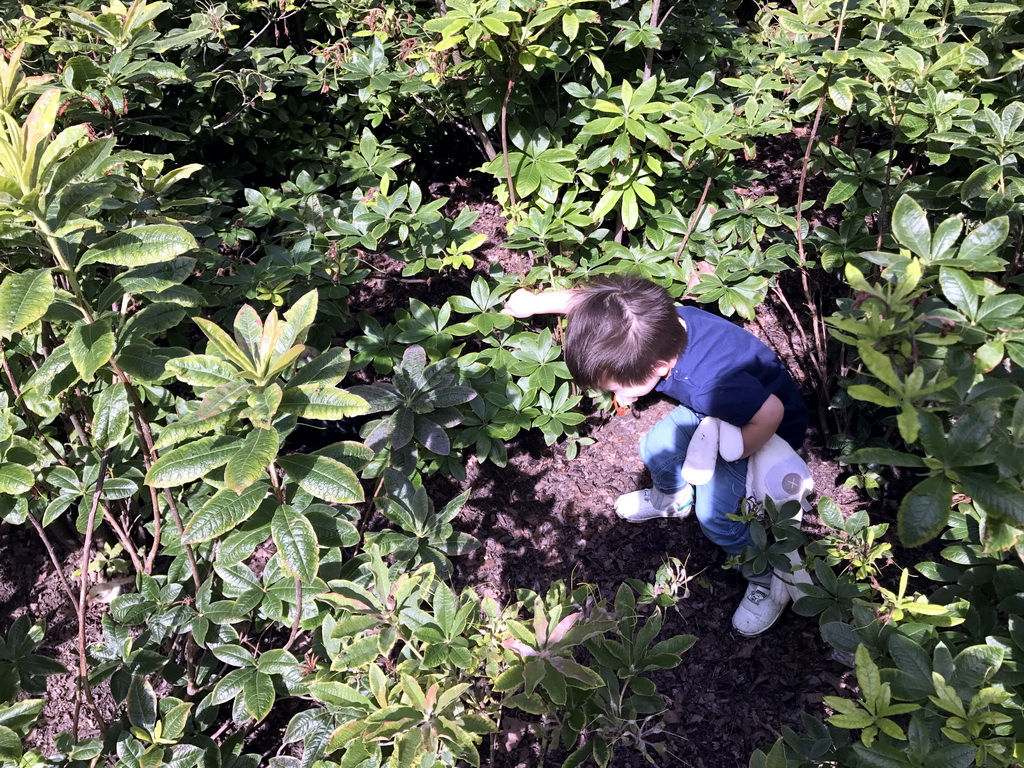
[224,428,278,494]
[182,483,268,544]
[79,224,197,267]
[279,384,368,420]
[0,268,53,339]
[145,435,239,488]
[242,671,275,722]
[891,196,930,259]
[92,382,130,450]
[898,474,953,548]
[272,505,319,582]
[67,319,114,382]
[0,463,33,494]
[277,454,364,504]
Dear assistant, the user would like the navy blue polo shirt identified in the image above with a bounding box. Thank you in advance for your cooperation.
[656,307,807,450]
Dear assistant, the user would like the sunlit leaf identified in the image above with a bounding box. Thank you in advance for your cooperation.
[277,454,364,504]
[272,505,319,582]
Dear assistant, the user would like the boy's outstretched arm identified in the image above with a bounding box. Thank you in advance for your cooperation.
[739,394,785,459]
[501,288,577,318]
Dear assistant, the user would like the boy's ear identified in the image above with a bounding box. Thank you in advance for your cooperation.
[653,362,673,377]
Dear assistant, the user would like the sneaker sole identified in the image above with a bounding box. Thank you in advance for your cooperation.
[616,509,691,523]
[733,610,785,637]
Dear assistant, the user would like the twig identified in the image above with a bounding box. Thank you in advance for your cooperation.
[875,95,913,250]
[283,577,303,652]
[792,3,848,435]
[144,486,161,574]
[76,450,111,740]
[209,6,306,74]
[642,0,663,80]
[357,475,387,542]
[501,74,518,210]
[26,513,79,609]
[164,488,203,591]
[112,362,203,591]
[100,503,145,574]
[447,49,498,161]
[674,175,714,265]
[770,283,811,357]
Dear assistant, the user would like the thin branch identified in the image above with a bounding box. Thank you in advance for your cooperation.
[164,488,203,592]
[100,503,145,575]
[76,450,111,740]
[358,475,387,543]
[501,74,518,210]
[26,513,79,610]
[642,0,663,80]
[144,485,162,574]
[674,174,714,265]
[283,577,303,652]
[791,2,848,438]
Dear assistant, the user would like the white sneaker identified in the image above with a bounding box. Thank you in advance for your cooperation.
[773,553,814,602]
[731,573,791,636]
[614,486,694,523]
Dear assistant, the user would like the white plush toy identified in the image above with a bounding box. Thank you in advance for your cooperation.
[681,417,814,599]
[681,417,814,510]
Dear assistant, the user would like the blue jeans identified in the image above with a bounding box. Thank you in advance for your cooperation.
[639,405,751,556]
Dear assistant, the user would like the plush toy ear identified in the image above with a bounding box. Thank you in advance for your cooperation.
[718,421,745,462]
[682,417,719,485]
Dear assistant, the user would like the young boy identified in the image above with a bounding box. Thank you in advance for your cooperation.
[501,274,808,636]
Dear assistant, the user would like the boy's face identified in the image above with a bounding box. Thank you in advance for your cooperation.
[602,361,674,406]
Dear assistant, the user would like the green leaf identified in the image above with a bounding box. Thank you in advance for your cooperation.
[126,675,157,731]
[80,225,196,267]
[92,382,130,450]
[242,671,275,722]
[233,305,263,362]
[67,319,115,382]
[898,475,952,547]
[272,505,319,582]
[829,81,853,111]
[825,179,858,207]
[289,348,352,387]
[856,343,903,391]
[843,448,926,467]
[307,680,372,708]
[959,476,1024,525]
[281,289,318,351]
[0,269,53,340]
[182,483,268,544]
[165,355,237,387]
[240,383,282,429]
[938,267,977,319]
[194,316,254,371]
[197,379,249,420]
[279,384,369,420]
[0,725,21,762]
[224,428,278,494]
[120,302,185,345]
[145,435,239,488]
[891,196,931,259]
[961,164,1002,201]
[0,464,34,494]
[958,217,1009,268]
[847,384,900,408]
[277,454,364,504]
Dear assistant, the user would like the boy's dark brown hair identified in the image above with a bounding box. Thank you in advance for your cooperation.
[564,274,687,390]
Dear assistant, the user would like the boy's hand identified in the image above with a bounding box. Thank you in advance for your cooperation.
[501,288,577,317]
[501,288,540,318]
